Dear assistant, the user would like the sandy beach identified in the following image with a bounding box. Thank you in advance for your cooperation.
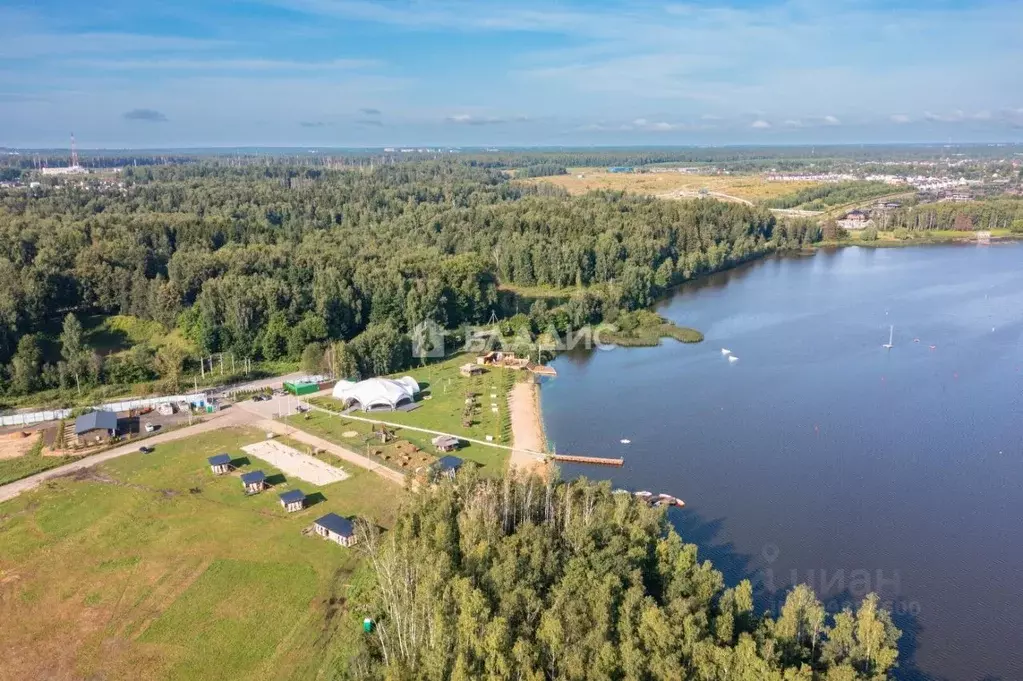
[508,380,548,475]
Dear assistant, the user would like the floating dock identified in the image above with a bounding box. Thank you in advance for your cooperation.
[552,454,624,466]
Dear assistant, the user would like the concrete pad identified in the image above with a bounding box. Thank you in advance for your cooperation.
[241,440,349,486]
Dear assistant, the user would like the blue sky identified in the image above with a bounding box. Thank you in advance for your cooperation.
[1,0,1022,148]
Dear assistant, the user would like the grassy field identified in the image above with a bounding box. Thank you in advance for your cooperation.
[301,354,518,476]
[517,168,822,203]
[823,228,1016,247]
[0,426,404,681]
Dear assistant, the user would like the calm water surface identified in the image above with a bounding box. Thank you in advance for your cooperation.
[542,244,1023,681]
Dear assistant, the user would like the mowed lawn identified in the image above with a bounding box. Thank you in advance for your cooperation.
[0,426,404,681]
[306,354,517,475]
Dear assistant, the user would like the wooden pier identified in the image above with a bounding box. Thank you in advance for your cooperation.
[552,454,624,467]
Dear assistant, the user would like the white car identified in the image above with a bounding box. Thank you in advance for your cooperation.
[144,423,156,433]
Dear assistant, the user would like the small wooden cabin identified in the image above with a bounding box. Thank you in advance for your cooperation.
[459,363,484,378]
[279,489,306,512]
[313,513,357,547]
[431,435,460,453]
[240,470,267,495]
[207,453,233,475]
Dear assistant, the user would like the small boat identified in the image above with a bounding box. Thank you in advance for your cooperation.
[620,438,631,444]
[612,488,630,495]
[728,355,739,363]
[913,338,920,343]
[721,348,732,355]
[882,324,894,350]
[657,493,677,502]
[634,491,653,498]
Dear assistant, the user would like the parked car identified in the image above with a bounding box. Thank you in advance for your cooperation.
[139,445,154,454]
[144,423,156,433]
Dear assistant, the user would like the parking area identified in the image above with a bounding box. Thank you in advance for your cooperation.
[121,408,194,437]
[241,439,350,486]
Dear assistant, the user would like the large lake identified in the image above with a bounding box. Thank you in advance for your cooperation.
[541,244,1023,681]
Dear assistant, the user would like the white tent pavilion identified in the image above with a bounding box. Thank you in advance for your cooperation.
[331,376,421,411]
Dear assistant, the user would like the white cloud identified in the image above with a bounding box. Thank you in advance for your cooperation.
[445,113,508,125]
[924,110,966,122]
[822,115,841,126]
[890,114,912,123]
[751,119,772,129]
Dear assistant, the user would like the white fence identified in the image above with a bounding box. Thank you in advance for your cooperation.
[0,393,208,428]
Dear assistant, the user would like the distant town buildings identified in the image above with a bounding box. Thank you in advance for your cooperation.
[40,165,87,176]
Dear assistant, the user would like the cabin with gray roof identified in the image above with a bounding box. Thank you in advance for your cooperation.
[313,513,357,546]
[74,410,118,446]
[279,489,306,512]
[207,453,233,475]
[240,470,267,495]
[434,455,464,479]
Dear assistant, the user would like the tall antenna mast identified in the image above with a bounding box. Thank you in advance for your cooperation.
[70,132,79,168]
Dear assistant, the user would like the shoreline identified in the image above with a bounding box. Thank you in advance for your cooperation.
[508,380,548,476]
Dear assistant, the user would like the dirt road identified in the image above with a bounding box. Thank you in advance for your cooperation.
[0,407,253,504]
[0,396,411,504]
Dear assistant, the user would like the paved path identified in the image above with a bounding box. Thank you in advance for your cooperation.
[0,407,254,504]
[245,391,547,464]
[253,417,406,485]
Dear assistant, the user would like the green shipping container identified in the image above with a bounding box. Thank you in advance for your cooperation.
[284,381,318,396]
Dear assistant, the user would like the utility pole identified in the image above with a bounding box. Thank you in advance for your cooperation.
[231,353,235,373]
[200,356,205,379]
[219,354,224,376]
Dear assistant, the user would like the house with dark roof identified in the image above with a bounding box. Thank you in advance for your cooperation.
[74,410,118,446]
[207,453,233,475]
[279,489,306,512]
[313,513,357,546]
[434,455,464,479]
[240,470,267,495]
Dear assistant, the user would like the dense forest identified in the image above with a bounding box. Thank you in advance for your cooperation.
[884,198,1023,232]
[0,161,795,401]
[763,182,898,210]
[348,474,901,681]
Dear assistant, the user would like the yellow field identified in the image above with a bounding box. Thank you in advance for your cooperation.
[518,168,822,204]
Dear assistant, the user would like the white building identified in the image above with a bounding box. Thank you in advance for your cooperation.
[331,376,420,411]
